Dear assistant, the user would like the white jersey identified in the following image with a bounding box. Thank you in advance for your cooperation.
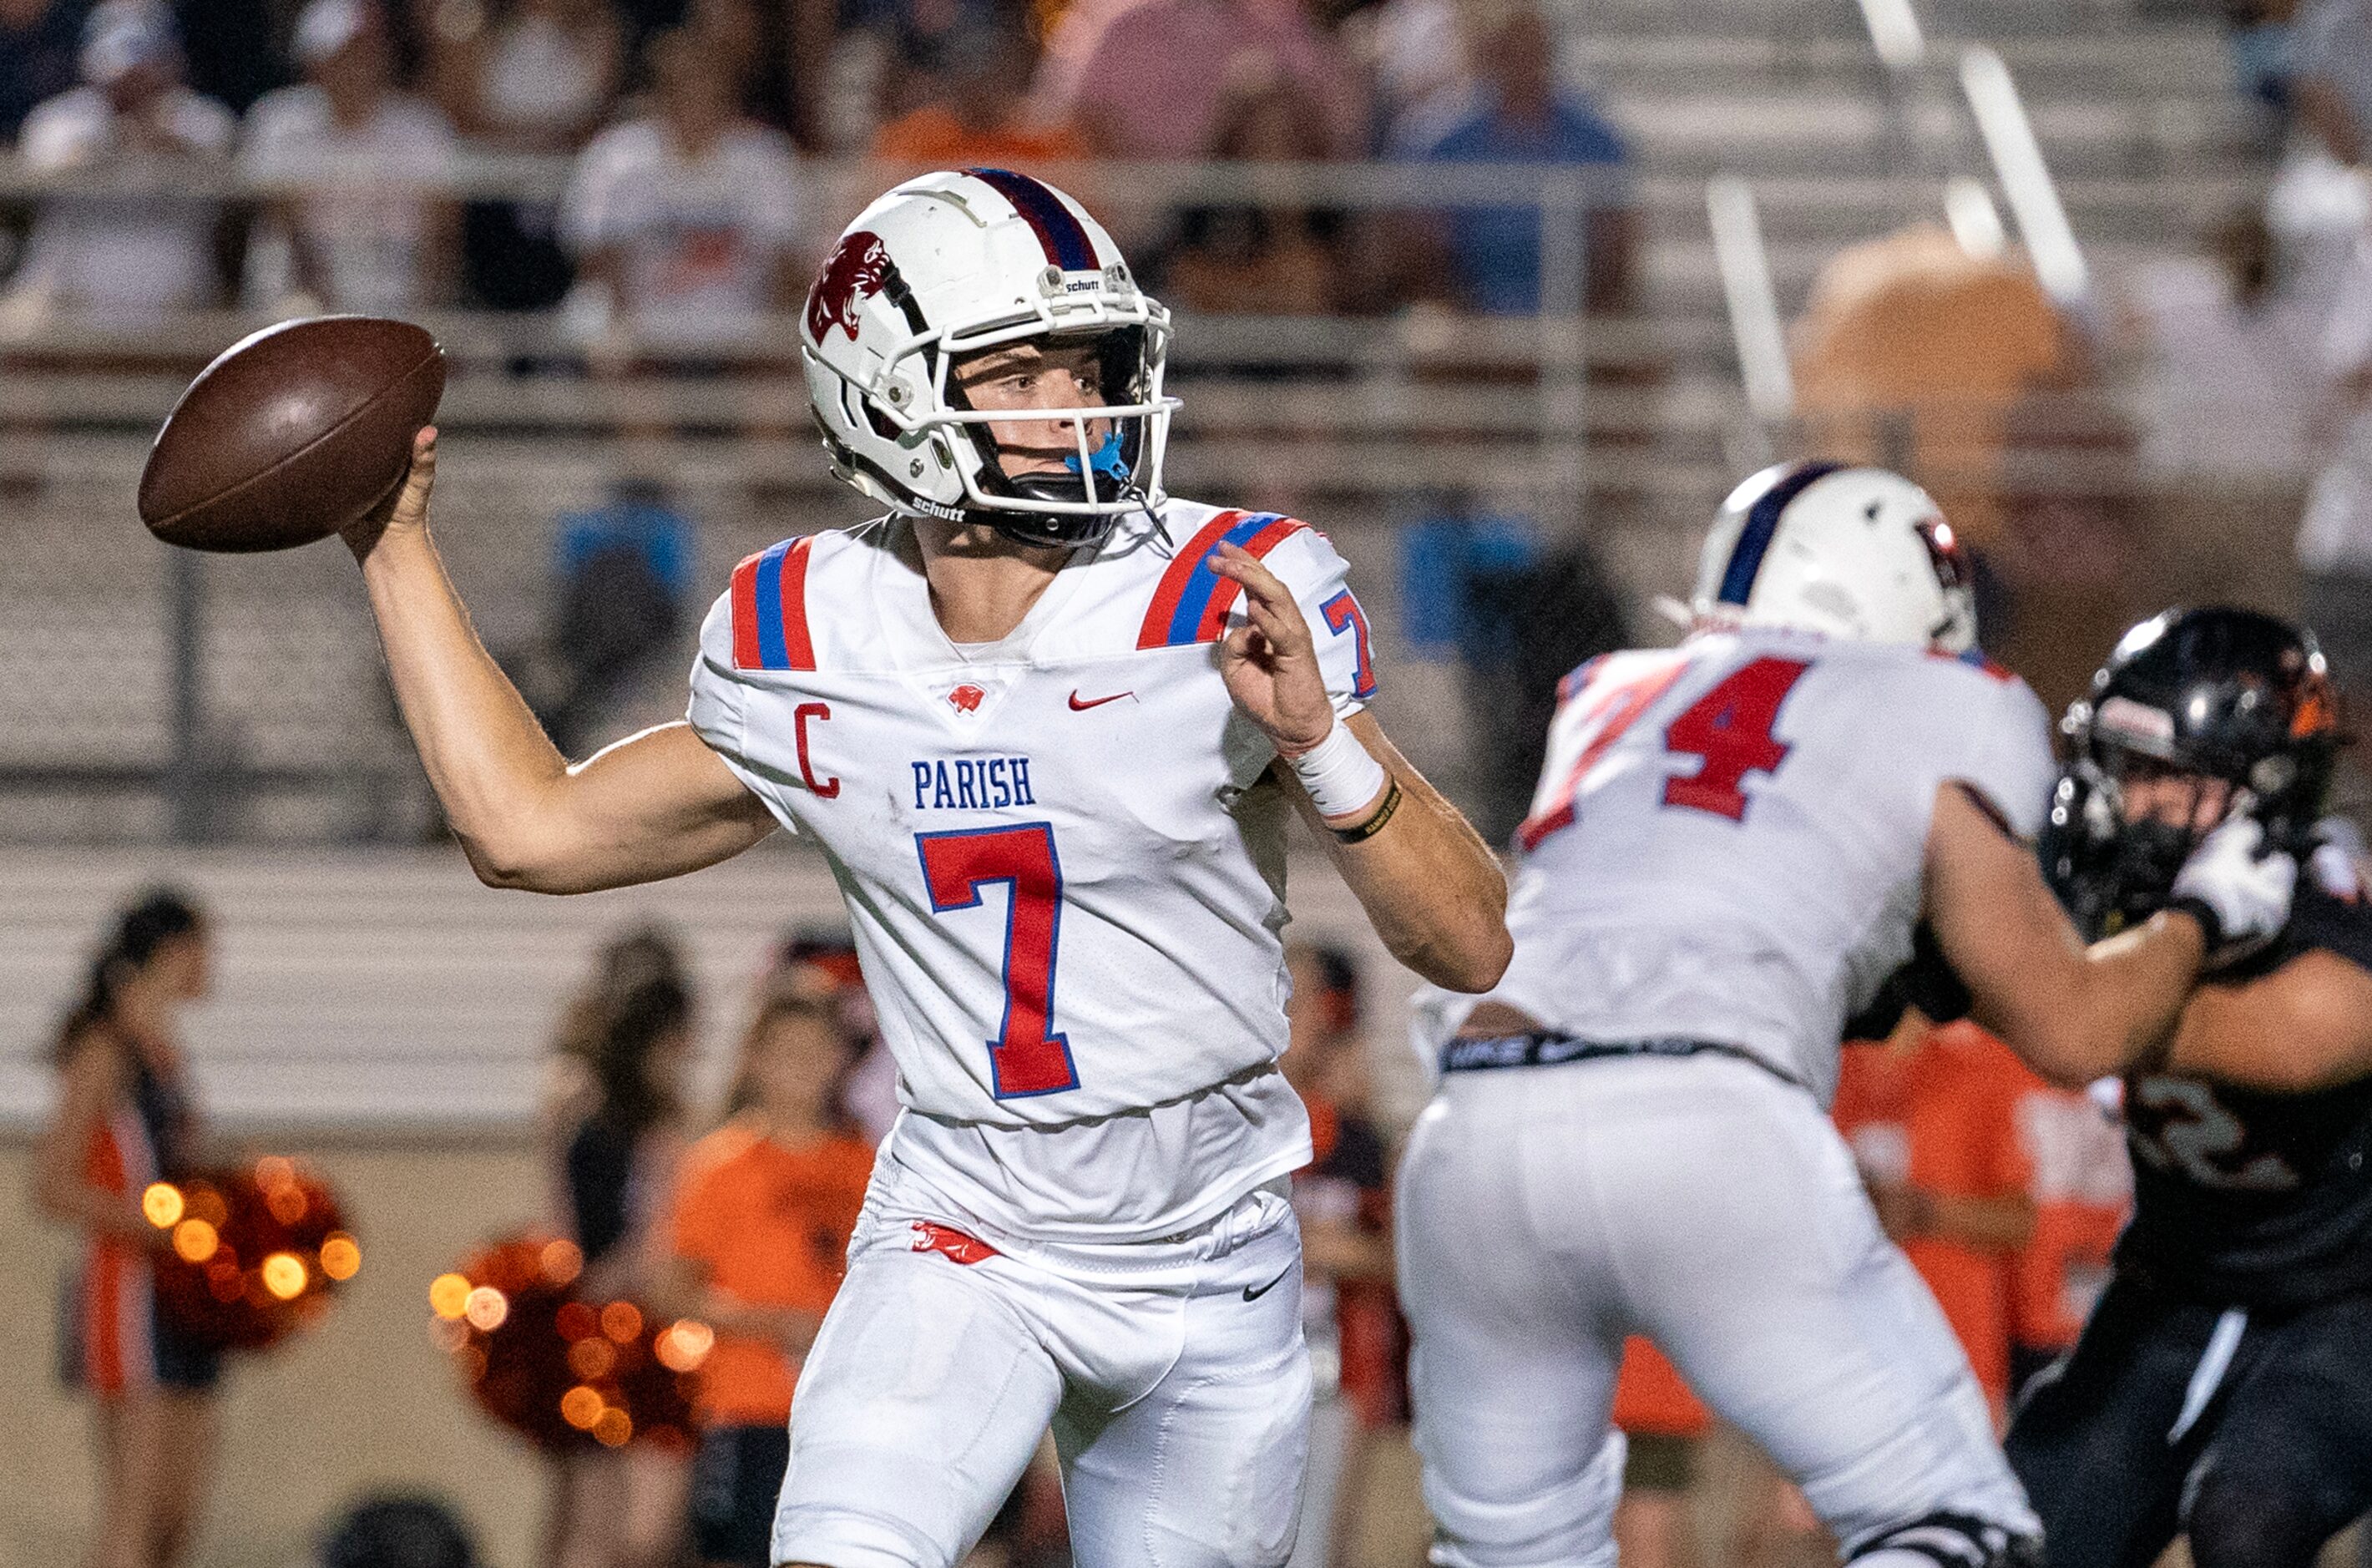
[687,501,1378,1240]
[1424,628,2054,1105]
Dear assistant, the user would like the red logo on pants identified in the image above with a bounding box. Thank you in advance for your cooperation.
[910,1221,999,1266]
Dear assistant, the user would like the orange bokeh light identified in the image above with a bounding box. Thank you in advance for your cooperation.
[319,1235,361,1281]
[555,1301,599,1341]
[428,1273,472,1320]
[260,1252,308,1301]
[255,1156,296,1190]
[172,1219,219,1264]
[266,1186,308,1225]
[141,1183,184,1228]
[463,1287,509,1333]
[559,1386,604,1429]
[599,1302,643,1343]
[655,1320,716,1373]
[568,1337,617,1379]
[540,1238,584,1287]
[592,1408,633,1447]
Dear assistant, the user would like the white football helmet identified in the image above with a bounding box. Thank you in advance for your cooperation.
[798,168,1177,548]
[1689,462,1977,652]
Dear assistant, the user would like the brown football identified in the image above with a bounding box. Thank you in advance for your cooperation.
[139,316,445,553]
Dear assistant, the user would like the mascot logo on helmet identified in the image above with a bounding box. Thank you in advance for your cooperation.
[807,231,891,345]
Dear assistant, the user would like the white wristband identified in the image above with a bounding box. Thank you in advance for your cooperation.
[1286,720,1388,820]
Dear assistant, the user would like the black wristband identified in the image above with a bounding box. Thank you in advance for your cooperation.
[2166,895,2225,955]
[1330,777,1403,844]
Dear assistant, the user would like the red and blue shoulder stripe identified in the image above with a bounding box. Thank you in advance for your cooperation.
[1136,511,1308,650]
[731,537,817,672]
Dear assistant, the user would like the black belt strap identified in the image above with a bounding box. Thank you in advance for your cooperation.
[1438,1032,1811,1092]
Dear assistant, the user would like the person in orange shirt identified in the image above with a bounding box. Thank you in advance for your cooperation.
[663,984,875,1568]
[868,21,1085,170]
[1831,1013,2039,1414]
[2004,1072,2131,1397]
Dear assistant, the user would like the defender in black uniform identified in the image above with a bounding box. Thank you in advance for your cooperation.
[2009,607,2372,1568]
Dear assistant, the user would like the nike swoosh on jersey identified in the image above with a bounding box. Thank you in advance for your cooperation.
[1068,690,1134,711]
[1242,1265,1293,1302]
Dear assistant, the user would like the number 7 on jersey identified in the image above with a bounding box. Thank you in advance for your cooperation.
[916,824,1079,1098]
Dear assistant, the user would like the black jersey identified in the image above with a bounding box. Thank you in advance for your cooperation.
[2113,858,2372,1307]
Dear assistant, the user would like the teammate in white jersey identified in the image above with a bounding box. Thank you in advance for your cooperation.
[332,168,1510,1568]
[1395,463,2301,1568]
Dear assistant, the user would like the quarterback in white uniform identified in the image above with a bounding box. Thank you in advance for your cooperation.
[331,167,1510,1568]
[1395,463,2303,1568]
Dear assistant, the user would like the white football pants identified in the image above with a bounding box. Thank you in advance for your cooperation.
[773,1180,1312,1568]
[1396,1054,2037,1568]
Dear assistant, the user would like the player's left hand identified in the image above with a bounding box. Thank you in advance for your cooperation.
[1209,541,1334,754]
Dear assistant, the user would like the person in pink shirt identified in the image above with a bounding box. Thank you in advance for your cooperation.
[1040,0,1364,161]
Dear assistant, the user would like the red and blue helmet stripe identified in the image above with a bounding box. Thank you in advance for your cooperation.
[967,167,1101,273]
[1716,461,1843,607]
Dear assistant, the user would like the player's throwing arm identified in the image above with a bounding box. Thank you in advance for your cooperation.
[342,427,777,894]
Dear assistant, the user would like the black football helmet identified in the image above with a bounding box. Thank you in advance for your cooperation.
[2041,607,2343,938]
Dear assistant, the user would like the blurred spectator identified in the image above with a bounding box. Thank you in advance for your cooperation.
[517,478,695,756]
[1045,0,1363,161]
[1154,60,1352,316]
[4,1,235,325]
[771,928,898,1143]
[0,0,86,144]
[35,888,221,1568]
[1793,225,2076,556]
[1353,0,1466,138]
[1281,942,1395,1568]
[436,0,621,146]
[2222,0,2299,144]
[559,28,804,349]
[170,0,286,114]
[320,1493,484,1568]
[2292,0,2372,165]
[1833,1014,2037,1416]
[675,0,838,149]
[2121,203,2321,613]
[543,931,697,1568]
[239,0,458,312]
[686,0,767,113]
[1411,512,1629,847]
[875,0,1028,128]
[433,0,621,306]
[1392,6,1634,316]
[2297,236,2372,759]
[869,18,1083,166]
[664,985,874,1568]
[2005,1075,2130,1398]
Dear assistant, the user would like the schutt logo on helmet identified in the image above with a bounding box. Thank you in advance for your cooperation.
[806,232,892,346]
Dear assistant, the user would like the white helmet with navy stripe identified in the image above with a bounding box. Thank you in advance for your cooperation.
[798,167,1176,549]
[1690,461,1977,653]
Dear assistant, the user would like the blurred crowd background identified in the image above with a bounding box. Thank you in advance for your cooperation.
[12,0,2372,850]
[8,0,2372,1560]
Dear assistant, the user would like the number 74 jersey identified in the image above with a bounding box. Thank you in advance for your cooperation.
[1469,628,2055,1105]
